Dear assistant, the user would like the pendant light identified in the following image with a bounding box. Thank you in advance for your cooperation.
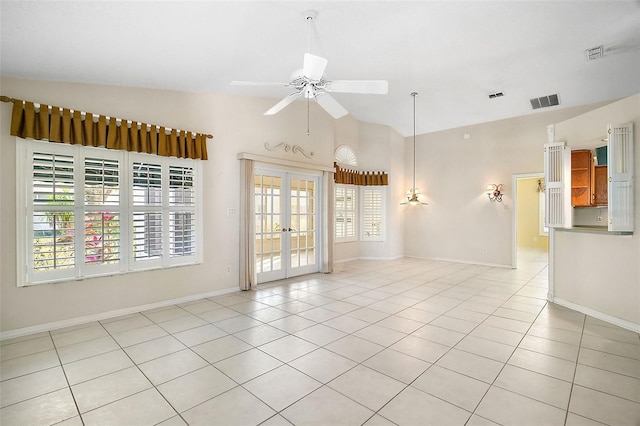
[401,92,427,205]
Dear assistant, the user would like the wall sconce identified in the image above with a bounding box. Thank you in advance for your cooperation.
[487,184,504,202]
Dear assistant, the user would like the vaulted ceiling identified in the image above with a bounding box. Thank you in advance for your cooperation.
[2,1,639,136]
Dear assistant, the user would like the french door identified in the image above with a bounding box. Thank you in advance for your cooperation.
[254,169,320,283]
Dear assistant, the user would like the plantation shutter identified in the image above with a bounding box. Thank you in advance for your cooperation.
[608,123,634,232]
[361,187,385,241]
[544,141,572,228]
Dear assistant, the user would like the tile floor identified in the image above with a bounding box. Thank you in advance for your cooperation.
[1,251,639,425]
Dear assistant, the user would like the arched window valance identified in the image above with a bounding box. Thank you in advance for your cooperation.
[334,162,388,186]
[2,96,211,160]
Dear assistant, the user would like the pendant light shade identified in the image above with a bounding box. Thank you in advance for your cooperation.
[401,92,427,205]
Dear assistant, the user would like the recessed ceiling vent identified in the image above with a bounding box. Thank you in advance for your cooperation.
[586,45,604,61]
[530,94,560,110]
[488,92,504,99]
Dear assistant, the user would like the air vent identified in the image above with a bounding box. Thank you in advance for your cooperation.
[530,94,560,110]
[488,92,504,99]
[586,45,604,61]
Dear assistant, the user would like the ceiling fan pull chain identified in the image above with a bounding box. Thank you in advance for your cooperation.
[307,96,311,136]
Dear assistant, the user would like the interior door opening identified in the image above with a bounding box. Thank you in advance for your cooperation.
[254,169,320,284]
[513,173,549,270]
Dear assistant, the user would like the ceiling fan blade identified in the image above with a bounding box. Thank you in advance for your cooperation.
[231,81,291,87]
[264,90,304,115]
[315,93,349,119]
[303,53,328,81]
[325,80,389,94]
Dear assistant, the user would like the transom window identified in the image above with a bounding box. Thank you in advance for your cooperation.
[18,139,203,286]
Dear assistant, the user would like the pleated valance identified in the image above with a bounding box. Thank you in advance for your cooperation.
[2,96,211,160]
[334,163,388,186]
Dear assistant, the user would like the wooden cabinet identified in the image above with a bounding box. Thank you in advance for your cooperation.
[594,165,608,206]
[571,149,594,206]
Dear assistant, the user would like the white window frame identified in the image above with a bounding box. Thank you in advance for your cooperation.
[334,184,357,243]
[360,186,386,242]
[16,138,203,286]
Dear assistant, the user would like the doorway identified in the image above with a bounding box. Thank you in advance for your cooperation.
[254,168,320,283]
[512,173,548,269]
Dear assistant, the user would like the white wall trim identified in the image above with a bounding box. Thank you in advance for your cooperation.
[0,286,238,341]
[334,255,404,264]
[553,297,640,333]
[405,255,512,269]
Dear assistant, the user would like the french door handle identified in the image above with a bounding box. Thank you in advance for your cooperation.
[281,228,287,233]
[288,228,295,232]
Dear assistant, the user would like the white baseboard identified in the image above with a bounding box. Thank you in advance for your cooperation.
[405,255,512,269]
[334,255,403,264]
[552,297,640,333]
[0,286,238,341]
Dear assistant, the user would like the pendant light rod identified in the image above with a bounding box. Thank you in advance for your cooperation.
[412,92,417,191]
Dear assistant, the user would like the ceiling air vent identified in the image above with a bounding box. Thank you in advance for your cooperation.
[586,45,604,61]
[488,92,504,99]
[530,94,560,110]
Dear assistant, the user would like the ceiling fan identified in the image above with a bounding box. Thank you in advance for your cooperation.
[230,11,388,122]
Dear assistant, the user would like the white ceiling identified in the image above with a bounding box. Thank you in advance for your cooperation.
[2,1,639,136]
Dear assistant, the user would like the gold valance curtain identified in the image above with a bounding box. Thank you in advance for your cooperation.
[3,97,211,160]
[334,163,388,186]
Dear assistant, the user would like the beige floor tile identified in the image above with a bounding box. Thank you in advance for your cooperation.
[268,315,316,333]
[111,324,168,348]
[298,307,342,322]
[379,386,472,426]
[483,315,532,333]
[259,335,318,363]
[465,414,501,426]
[181,387,275,425]
[583,323,640,345]
[172,324,227,347]
[157,365,236,412]
[353,324,407,347]
[518,334,580,362]
[328,365,405,411]
[455,335,516,362]
[123,335,186,364]
[412,364,490,412]
[228,300,270,314]
[367,300,406,314]
[197,306,242,323]
[156,415,188,426]
[0,335,54,361]
[233,323,287,346]
[395,307,440,323]
[436,349,504,384]
[345,307,389,323]
[71,366,152,413]
[289,348,356,383]
[179,299,221,314]
[322,300,361,314]
[581,334,640,360]
[494,364,572,409]
[52,324,110,348]
[63,349,133,385]
[0,366,67,408]
[527,323,582,346]
[326,335,385,363]
[157,314,208,334]
[363,414,396,426]
[508,348,576,381]
[56,415,84,426]
[569,385,640,426]
[57,336,120,364]
[578,347,640,379]
[213,315,263,334]
[81,388,176,426]
[470,324,524,346]
[260,414,295,426]
[294,324,346,346]
[0,349,60,381]
[412,324,466,347]
[214,348,282,383]
[191,335,252,363]
[363,348,430,384]
[142,306,190,323]
[244,365,321,411]
[101,314,153,334]
[574,363,640,403]
[391,335,449,363]
[429,315,479,334]
[564,412,607,426]
[281,386,374,426]
[475,386,566,425]
[247,307,291,322]
[138,349,208,385]
[0,387,78,425]
[376,315,424,334]
[1,331,51,347]
[323,315,371,334]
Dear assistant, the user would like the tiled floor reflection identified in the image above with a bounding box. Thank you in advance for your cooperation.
[1,250,639,425]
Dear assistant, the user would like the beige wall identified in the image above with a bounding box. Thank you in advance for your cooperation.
[552,94,640,328]
[516,178,548,249]
[403,104,602,266]
[2,77,397,333]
